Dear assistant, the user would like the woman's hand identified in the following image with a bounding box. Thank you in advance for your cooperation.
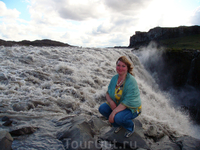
[106,92,116,110]
[108,104,126,124]
[109,110,116,123]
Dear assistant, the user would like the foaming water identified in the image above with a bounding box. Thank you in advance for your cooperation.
[0,46,199,149]
[133,43,200,139]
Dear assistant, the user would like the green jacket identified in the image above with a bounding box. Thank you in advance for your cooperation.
[107,73,141,113]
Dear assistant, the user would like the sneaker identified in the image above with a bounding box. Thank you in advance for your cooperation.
[124,124,135,138]
[114,127,122,133]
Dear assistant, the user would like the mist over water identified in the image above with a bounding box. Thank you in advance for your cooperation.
[134,42,168,88]
[134,43,200,136]
[0,46,200,149]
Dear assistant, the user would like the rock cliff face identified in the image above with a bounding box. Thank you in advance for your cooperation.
[161,50,200,89]
[163,50,200,123]
[128,25,200,48]
[139,48,200,123]
[130,25,200,89]
[129,26,200,123]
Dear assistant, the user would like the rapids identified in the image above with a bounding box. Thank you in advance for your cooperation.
[0,46,199,149]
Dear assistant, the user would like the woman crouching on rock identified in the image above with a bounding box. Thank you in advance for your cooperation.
[99,56,142,138]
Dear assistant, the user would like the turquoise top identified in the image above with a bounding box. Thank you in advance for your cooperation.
[107,73,141,113]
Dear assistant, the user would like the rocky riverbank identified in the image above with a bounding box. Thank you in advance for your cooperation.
[1,115,200,150]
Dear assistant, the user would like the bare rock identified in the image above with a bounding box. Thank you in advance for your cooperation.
[176,135,200,150]
[99,120,149,150]
[1,116,12,126]
[129,25,200,48]
[18,55,34,64]
[0,73,8,81]
[12,103,28,111]
[151,135,181,150]
[3,120,12,126]
[57,116,100,150]
[144,125,164,142]
[2,116,10,122]
[55,115,200,150]
[9,127,38,136]
[0,130,13,150]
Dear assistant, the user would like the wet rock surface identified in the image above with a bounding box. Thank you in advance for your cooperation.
[9,127,38,136]
[1,115,199,150]
[0,131,13,150]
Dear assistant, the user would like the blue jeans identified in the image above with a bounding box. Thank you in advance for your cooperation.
[99,103,138,132]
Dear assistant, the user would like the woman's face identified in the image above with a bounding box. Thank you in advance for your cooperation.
[116,61,128,76]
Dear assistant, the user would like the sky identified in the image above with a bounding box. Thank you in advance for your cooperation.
[0,0,200,47]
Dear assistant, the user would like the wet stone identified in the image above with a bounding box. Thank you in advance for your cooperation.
[18,56,34,64]
[3,120,13,126]
[0,130,13,150]
[2,116,10,122]
[0,73,8,81]
[9,127,38,136]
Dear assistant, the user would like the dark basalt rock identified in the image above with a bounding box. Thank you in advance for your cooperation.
[9,127,38,136]
[128,25,200,48]
[2,116,12,126]
[3,120,13,126]
[1,115,200,150]
[2,116,10,122]
[176,136,200,150]
[156,50,200,89]
[0,39,72,47]
[0,131,13,150]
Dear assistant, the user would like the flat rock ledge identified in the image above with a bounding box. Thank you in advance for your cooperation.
[55,115,200,150]
[1,115,200,150]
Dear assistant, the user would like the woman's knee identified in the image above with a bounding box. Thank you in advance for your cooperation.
[114,113,124,125]
[98,103,104,114]
[114,110,133,125]
[99,103,109,114]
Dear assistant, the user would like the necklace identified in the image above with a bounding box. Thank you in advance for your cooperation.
[116,78,124,87]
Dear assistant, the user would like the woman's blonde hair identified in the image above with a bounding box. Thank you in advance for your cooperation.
[116,56,134,76]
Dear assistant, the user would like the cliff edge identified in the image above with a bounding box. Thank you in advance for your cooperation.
[128,25,200,48]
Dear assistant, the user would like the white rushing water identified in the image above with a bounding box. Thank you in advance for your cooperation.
[0,46,199,149]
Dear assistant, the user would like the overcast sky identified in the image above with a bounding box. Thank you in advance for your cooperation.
[0,0,200,47]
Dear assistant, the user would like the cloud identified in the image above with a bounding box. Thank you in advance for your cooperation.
[29,0,105,22]
[103,0,151,14]
[28,0,61,25]
[0,23,28,39]
[91,15,137,36]
[0,1,23,39]
[1,0,199,48]
[0,0,150,47]
[28,0,151,22]
[92,21,114,35]
[57,0,105,21]
[0,1,21,19]
[191,6,200,25]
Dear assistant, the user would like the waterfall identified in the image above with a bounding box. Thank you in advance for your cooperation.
[0,46,199,149]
